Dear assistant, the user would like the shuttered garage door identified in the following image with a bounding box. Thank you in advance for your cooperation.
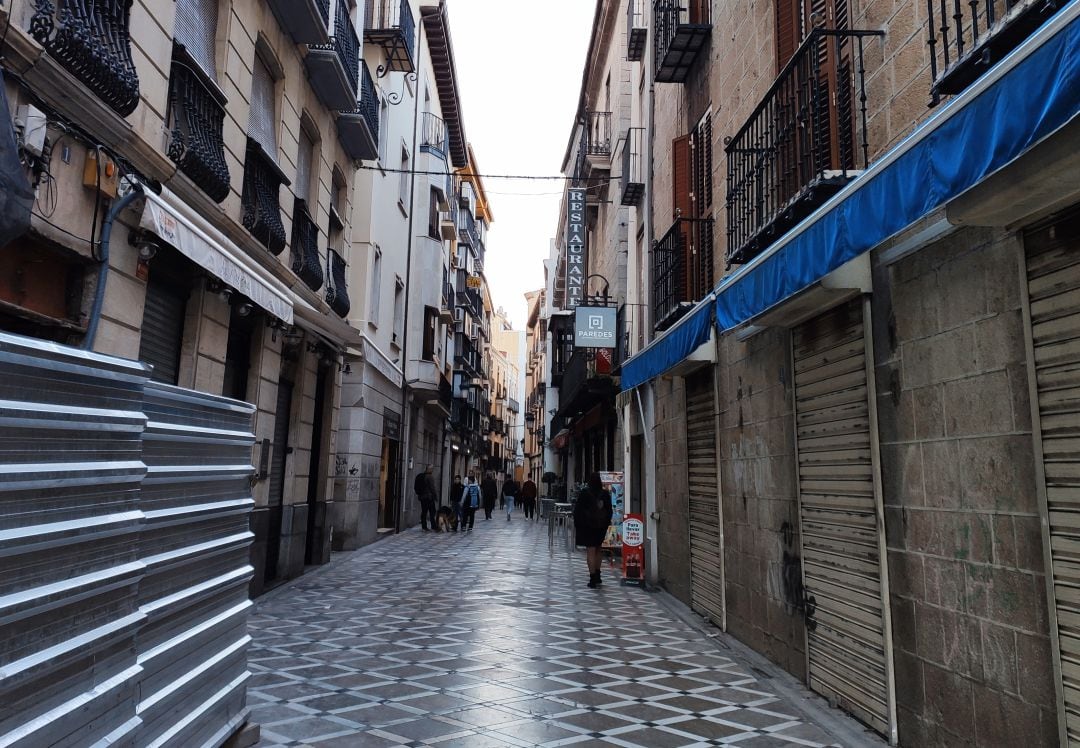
[1025,210,1080,745]
[792,299,894,738]
[686,369,723,626]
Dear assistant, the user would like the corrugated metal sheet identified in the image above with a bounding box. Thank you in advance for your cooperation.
[686,370,723,625]
[1024,211,1080,745]
[792,300,892,738]
[0,331,255,748]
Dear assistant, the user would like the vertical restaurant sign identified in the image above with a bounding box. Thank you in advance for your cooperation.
[565,188,586,308]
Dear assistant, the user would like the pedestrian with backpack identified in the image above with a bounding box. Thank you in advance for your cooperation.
[574,472,613,588]
[460,475,481,532]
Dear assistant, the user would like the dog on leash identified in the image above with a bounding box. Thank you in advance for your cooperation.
[436,505,456,533]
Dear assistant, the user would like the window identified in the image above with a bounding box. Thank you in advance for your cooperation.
[428,187,441,239]
[378,96,390,165]
[369,246,382,327]
[398,146,410,211]
[174,0,219,78]
[392,277,404,346]
[241,48,287,254]
[248,52,278,158]
[422,306,438,361]
[329,170,346,250]
[296,124,316,205]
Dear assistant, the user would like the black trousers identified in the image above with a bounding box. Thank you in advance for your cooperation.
[419,497,437,530]
[522,499,535,519]
[461,505,477,530]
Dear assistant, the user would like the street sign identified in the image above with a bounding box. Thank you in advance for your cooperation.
[565,188,586,308]
[574,306,617,348]
[466,275,482,289]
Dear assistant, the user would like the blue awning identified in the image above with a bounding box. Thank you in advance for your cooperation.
[713,1,1080,331]
[621,298,713,390]
[621,1,1080,391]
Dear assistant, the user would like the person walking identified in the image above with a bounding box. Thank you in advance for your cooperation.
[449,474,463,531]
[521,478,538,520]
[415,465,438,532]
[460,476,481,532]
[502,476,519,521]
[574,472,613,588]
[481,473,498,520]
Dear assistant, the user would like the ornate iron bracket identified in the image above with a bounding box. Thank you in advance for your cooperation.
[385,71,418,104]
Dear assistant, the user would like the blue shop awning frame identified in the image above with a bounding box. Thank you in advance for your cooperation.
[621,0,1080,392]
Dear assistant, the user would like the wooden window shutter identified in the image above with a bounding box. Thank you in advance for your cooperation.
[774,0,802,72]
[672,135,692,222]
[690,0,710,24]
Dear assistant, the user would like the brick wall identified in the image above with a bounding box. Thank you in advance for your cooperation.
[871,228,1058,746]
[716,328,806,678]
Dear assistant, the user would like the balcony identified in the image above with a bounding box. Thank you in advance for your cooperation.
[241,140,288,255]
[291,199,324,291]
[267,0,331,45]
[627,0,648,61]
[326,249,350,317]
[29,0,140,116]
[439,373,453,412]
[654,0,712,83]
[558,350,619,418]
[549,318,574,388]
[928,0,1065,104]
[724,28,880,267]
[420,112,448,158]
[305,0,360,111]
[652,217,714,332]
[455,336,482,378]
[620,127,645,206]
[338,62,379,161]
[365,0,417,75]
[457,207,478,248]
[440,268,455,324]
[166,56,230,203]
[456,286,482,320]
[583,111,612,168]
[614,305,629,374]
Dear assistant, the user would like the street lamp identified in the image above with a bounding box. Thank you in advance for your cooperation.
[524,411,536,428]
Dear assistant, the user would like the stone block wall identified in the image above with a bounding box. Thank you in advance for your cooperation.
[654,376,692,604]
[716,328,806,679]
[871,227,1058,746]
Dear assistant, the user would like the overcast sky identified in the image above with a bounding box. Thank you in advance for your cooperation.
[444,0,596,329]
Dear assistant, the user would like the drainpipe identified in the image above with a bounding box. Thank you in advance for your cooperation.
[83,184,144,351]
[396,13,426,534]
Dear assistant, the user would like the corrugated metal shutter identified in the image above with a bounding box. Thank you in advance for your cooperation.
[174,0,219,78]
[687,369,723,625]
[139,278,188,386]
[248,54,277,158]
[792,298,894,738]
[296,127,314,205]
[1024,209,1080,745]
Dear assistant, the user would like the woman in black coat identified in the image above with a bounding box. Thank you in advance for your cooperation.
[574,472,613,589]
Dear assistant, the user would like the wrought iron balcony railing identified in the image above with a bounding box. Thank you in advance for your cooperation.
[420,112,448,157]
[241,140,288,255]
[291,199,324,291]
[584,111,612,158]
[30,0,140,116]
[457,207,478,247]
[620,127,645,206]
[653,217,714,332]
[724,28,881,267]
[306,0,360,110]
[927,0,1064,104]
[167,56,230,203]
[267,0,331,45]
[365,0,416,75]
[325,249,350,317]
[654,0,712,83]
[627,0,647,61]
[338,62,379,161]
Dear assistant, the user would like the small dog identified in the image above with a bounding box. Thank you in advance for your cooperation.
[436,506,456,533]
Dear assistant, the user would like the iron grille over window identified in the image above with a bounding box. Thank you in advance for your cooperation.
[241,139,288,254]
[724,28,880,267]
[166,54,230,203]
[291,199,324,291]
[652,217,714,331]
[326,249,350,317]
[29,0,140,115]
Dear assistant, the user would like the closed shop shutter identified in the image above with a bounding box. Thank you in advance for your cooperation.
[792,298,894,739]
[686,369,723,625]
[268,379,294,509]
[1024,209,1080,745]
[139,279,188,386]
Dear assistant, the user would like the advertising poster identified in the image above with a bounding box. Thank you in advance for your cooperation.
[621,514,645,583]
[599,471,624,549]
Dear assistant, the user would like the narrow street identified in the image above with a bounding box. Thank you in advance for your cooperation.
[248,519,882,747]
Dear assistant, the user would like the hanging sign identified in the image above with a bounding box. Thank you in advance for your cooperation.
[466,274,483,289]
[621,513,645,584]
[574,306,617,348]
[565,188,586,309]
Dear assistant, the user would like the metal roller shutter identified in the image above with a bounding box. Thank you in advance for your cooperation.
[686,369,724,626]
[1024,210,1080,745]
[139,279,188,386]
[792,298,895,740]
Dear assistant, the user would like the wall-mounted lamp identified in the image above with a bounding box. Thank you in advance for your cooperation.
[236,301,254,317]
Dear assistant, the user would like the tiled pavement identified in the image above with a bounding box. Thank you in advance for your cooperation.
[247,516,884,747]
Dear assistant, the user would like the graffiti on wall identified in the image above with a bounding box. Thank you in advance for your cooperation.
[779,521,817,631]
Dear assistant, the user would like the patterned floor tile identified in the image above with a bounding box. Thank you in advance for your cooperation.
[249,519,879,747]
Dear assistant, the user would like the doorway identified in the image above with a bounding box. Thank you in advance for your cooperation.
[305,365,330,565]
[264,378,293,585]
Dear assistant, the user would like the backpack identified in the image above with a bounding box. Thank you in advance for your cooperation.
[466,484,480,508]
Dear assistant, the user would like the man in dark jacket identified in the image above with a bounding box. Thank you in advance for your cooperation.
[415,465,438,532]
[521,478,538,520]
[481,473,498,519]
[502,477,520,521]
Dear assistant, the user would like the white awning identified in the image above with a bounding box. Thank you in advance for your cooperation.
[139,187,294,324]
[293,297,362,348]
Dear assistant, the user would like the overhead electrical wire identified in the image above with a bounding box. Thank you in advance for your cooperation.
[357,163,620,182]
